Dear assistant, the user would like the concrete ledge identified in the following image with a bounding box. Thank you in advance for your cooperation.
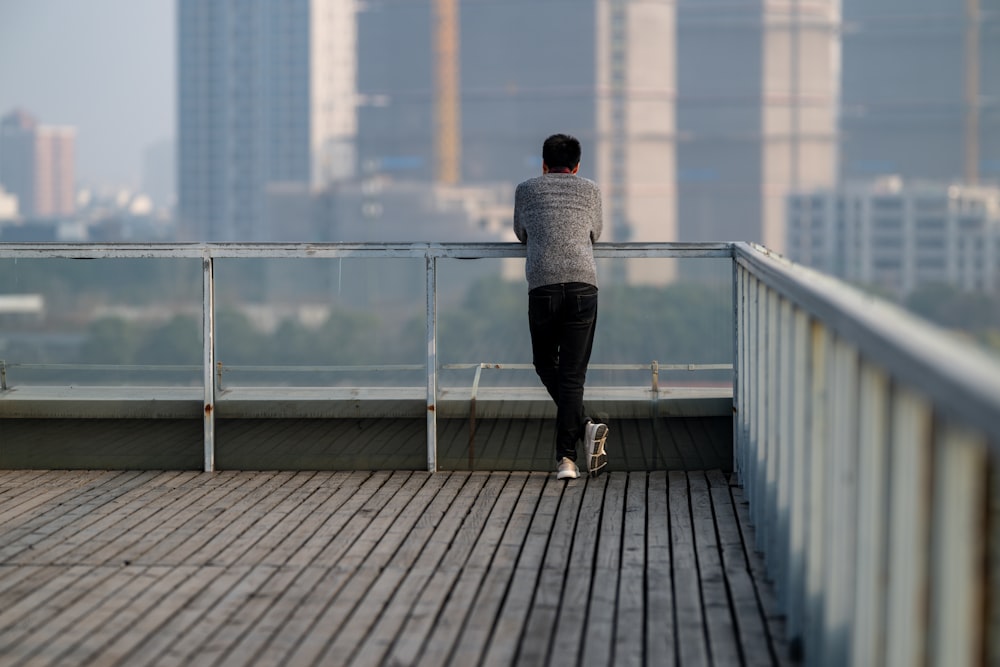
[0,384,733,419]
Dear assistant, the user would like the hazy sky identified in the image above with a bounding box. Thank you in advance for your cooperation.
[0,0,174,190]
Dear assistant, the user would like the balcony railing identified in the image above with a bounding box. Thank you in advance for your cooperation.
[0,242,733,472]
[3,240,1000,663]
[734,243,1000,665]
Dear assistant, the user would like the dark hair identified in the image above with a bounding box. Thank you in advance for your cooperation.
[542,134,581,170]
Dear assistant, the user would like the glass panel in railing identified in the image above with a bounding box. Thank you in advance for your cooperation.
[589,257,733,389]
[0,257,202,387]
[436,255,531,387]
[212,256,427,470]
[435,254,734,472]
[0,256,204,469]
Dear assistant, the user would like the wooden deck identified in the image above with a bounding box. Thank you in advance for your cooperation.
[0,469,792,666]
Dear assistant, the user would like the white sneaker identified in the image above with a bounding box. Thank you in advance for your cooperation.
[556,457,580,480]
[584,421,609,477]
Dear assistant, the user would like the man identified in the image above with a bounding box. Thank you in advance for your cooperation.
[513,133,609,480]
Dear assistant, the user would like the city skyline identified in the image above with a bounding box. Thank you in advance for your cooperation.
[1,0,996,238]
[0,0,173,190]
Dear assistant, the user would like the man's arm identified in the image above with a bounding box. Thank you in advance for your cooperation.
[513,184,528,243]
[590,186,603,243]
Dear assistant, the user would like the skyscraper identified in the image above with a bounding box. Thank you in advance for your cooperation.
[177,0,357,241]
[358,0,676,276]
[675,1,840,254]
[0,110,76,219]
[841,0,1000,186]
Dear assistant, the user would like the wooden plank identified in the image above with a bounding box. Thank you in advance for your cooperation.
[548,474,608,667]
[688,471,741,666]
[347,473,504,666]
[645,470,675,666]
[305,472,463,666]
[0,564,121,653]
[176,476,377,664]
[177,564,304,667]
[261,472,426,661]
[15,564,152,667]
[192,472,319,566]
[0,470,64,508]
[18,471,190,566]
[0,565,57,604]
[232,471,358,566]
[319,473,492,666]
[517,474,587,664]
[479,474,564,667]
[397,473,533,667]
[131,471,284,566]
[669,470,710,666]
[53,565,199,666]
[614,472,647,667]
[0,471,148,561]
[169,471,306,566]
[94,471,257,566]
[283,470,395,568]
[731,484,793,666]
[0,565,107,640]
[582,473,626,667]
[125,565,273,667]
[439,473,547,667]
[264,472,428,665]
[706,469,775,667]
[208,563,327,667]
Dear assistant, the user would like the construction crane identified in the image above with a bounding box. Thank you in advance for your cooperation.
[433,0,460,184]
[965,0,980,185]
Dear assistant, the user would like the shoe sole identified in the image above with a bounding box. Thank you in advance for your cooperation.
[587,424,609,477]
[556,470,579,480]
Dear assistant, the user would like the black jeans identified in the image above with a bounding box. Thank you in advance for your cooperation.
[527,282,598,462]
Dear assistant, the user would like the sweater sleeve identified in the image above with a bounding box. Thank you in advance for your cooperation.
[590,184,603,243]
[513,183,527,243]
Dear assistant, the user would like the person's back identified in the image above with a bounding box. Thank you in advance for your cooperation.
[512,133,609,480]
[513,173,601,291]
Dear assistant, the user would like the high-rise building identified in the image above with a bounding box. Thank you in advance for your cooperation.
[787,178,1000,296]
[177,0,357,241]
[675,1,840,254]
[357,0,676,282]
[0,110,76,219]
[841,0,1000,186]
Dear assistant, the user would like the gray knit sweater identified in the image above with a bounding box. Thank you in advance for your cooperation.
[513,173,603,290]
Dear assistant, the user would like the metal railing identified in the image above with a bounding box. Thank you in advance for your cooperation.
[4,240,1000,663]
[0,241,732,473]
[734,242,1000,666]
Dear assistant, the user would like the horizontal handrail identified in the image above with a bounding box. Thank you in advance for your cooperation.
[733,241,1000,448]
[0,241,733,260]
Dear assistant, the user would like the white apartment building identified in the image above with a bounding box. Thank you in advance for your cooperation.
[787,178,1000,296]
[177,0,357,241]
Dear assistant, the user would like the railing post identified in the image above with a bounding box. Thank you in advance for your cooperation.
[425,253,438,472]
[851,364,890,667]
[804,321,829,661]
[202,254,216,472]
[885,389,933,666]
[929,425,988,667]
[732,255,742,482]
